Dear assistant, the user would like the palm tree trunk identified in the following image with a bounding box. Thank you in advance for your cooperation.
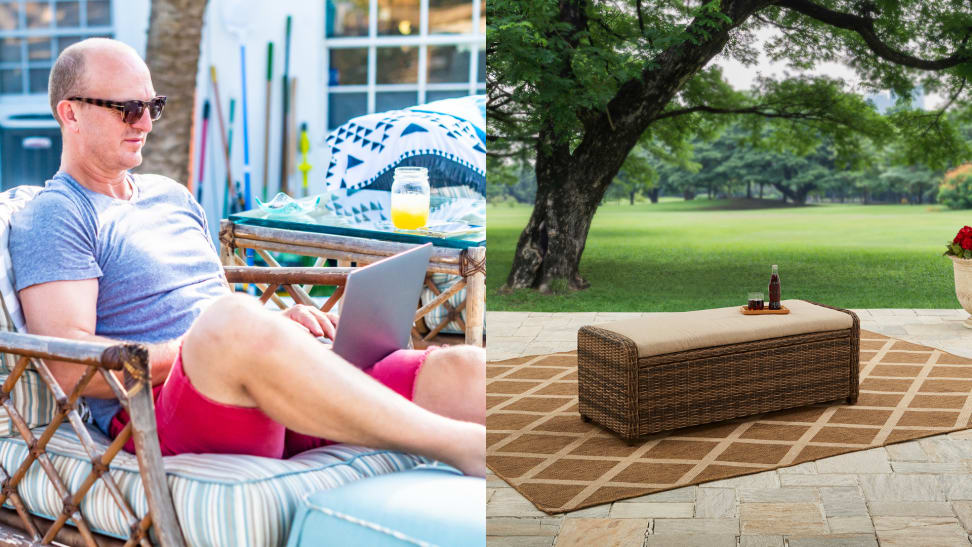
[138,0,209,183]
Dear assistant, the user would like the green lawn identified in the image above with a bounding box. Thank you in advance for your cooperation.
[487,199,970,312]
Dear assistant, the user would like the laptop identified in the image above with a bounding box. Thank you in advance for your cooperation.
[325,243,434,368]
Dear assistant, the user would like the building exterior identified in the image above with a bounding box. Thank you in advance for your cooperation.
[0,0,485,239]
[0,0,148,189]
[324,0,485,129]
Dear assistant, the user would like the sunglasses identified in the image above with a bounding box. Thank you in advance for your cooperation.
[69,96,167,124]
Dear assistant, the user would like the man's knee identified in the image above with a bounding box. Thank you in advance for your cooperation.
[415,345,485,422]
[423,345,485,384]
[187,294,280,356]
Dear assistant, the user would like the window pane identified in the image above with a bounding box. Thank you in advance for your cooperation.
[326,0,368,38]
[87,0,111,26]
[479,0,484,34]
[27,37,52,61]
[376,91,416,112]
[1,68,22,94]
[57,34,81,54]
[55,0,80,27]
[429,0,472,34]
[376,46,417,84]
[329,48,367,86]
[426,89,468,103]
[477,48,485,82]
[328,93,367,129]
[0,2,20,30]
[428,45,469,83]
[377,0,418,36]
[25,1,52,28]
[1,37,21,63]
[29,67,48,93]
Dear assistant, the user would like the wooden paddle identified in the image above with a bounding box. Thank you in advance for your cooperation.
[262,42,273,202]
[279,15,292,195]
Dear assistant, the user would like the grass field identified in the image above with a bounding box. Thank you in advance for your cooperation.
[487,199,970,312]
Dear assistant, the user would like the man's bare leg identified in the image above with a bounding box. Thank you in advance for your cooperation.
[181,294,485,476]
[412,346,486,425]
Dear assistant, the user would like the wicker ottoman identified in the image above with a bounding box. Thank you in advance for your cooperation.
[577,300,859,443]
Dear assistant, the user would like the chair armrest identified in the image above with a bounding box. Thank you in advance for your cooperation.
[222,266,351,286]
[0,330,128,369]
[0,330,186,546]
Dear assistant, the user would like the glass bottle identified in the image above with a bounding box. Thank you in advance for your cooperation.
[768,264,781,310]
[390,166,430,229]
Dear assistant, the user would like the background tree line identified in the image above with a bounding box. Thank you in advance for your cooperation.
[489,116,972,207]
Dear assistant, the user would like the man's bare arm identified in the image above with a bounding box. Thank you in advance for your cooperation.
[18,279,176,398]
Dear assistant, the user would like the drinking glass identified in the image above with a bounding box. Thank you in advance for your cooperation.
[391,166,430,229]
[748,292,764,310]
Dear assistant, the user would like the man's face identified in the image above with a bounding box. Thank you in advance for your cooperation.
[71,50,156,172]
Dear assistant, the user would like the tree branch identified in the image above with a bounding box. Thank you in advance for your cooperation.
[753,13,802,33]
[655,102,869,135]
[776,0,972,70]
[636,0,645,35]
[920,77,967,138]
[655,103,819,120]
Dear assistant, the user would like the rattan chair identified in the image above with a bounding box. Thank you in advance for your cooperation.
[0,266,353,546]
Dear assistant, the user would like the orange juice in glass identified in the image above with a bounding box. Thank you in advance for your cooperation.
[391,167,430,230]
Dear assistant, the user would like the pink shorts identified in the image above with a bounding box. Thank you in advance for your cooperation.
[109,346,436,459]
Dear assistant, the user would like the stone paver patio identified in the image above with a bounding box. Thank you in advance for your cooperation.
[486,308,972,546]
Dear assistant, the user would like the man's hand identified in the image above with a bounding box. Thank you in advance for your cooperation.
[281,305,339,339]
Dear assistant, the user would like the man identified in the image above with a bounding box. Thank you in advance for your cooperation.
[8,38,485,476]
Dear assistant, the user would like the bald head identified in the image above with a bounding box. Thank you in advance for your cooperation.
[48,38,149,126]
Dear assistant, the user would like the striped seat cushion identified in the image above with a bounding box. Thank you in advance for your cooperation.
[421,273,466,335]
[0,185,60,435]
[1,424,429,546]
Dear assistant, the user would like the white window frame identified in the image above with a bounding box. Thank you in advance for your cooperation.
[0,0,113,98]
[323,0,485,129]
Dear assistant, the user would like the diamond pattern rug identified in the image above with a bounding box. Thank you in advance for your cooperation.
[486,330,972,514]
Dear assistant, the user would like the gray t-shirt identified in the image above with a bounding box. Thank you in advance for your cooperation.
[9,171,229,433]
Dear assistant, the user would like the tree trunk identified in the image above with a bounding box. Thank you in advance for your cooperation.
[683,188,695,200]
[504,167,599,292]
[747,180,752,199]
[629,190,636,205]
[648,187,659,203]
[772,179,815,205]
[138,0,209,184]
[759,183,764,199]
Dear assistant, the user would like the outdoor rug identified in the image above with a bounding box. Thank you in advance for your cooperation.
[487,330,972,513]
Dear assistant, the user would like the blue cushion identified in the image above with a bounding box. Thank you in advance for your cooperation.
[286,466,485,547]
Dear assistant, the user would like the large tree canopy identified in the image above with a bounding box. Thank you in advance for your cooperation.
[488,0,972,292]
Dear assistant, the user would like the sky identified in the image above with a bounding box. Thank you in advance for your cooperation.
[712,28,945,109]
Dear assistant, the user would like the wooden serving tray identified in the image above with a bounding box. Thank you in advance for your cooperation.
[740,305,790,315]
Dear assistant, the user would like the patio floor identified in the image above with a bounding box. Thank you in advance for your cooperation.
[486,308,972,547]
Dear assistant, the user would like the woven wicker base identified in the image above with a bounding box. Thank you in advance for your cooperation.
[577,302,859,442]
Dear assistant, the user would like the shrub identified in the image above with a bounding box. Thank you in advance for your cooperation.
[938,164,972,209]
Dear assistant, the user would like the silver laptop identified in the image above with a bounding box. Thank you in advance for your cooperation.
[328,243,433,368]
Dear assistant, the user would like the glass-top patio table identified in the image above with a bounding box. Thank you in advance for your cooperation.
[219,204,485,347]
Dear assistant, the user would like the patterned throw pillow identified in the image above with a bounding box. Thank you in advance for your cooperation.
[0,185,60,436]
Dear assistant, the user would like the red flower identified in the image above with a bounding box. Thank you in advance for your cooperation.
[956,226,972,243]
[962,237,972,250]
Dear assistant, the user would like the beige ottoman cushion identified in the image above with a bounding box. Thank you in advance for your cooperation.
[595,299,854,359]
